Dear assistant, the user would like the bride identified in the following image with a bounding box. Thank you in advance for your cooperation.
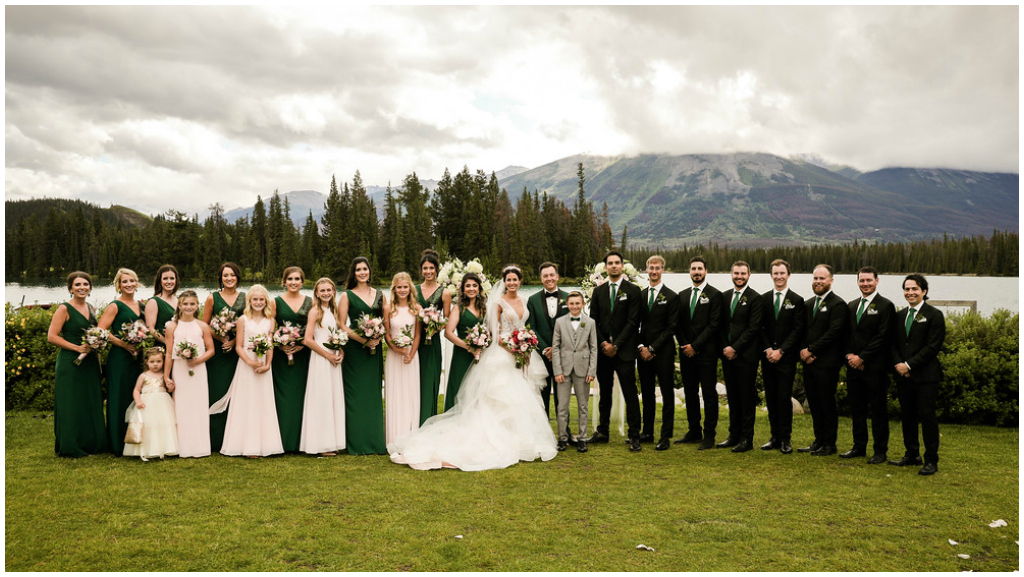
[388,264,558,471]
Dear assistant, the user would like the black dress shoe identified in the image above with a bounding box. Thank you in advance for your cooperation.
[731,440,753,453]
[797,442,821,453]
[780,441,793,454]
[675,431,703,444]
[839,447,866,459]
[655,438,670,451]
[628,438,642,453]
[866,453,887,465]
[716,437,738,449]
[590,432,610,444]
[918,462,938,476]
[638,433,655,443]
[888,454,923,467]
[576,440,588,453]
[697,438,715,450]
[557,440,568,452]
[811,445,837,456]
[760,438,779,450]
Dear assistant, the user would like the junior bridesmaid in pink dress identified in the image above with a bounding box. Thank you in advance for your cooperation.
[384,272,422,445]
[164,290,215,458]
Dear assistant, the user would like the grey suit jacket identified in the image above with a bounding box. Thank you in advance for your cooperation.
[552,313,598,379]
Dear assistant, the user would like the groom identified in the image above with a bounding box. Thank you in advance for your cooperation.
[589,251,644,452]
[526,262,570,421]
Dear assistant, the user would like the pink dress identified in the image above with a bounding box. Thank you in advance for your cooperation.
[211,316,284,457]
[171,319,211,458]
[385,306,421,445]
[299,312,346,454]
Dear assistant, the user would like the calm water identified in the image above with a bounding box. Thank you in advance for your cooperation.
[5,274,1019,316]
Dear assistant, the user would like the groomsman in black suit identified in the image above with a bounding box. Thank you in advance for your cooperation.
[718,261,764,453]
[890,274,945,476]
[589,251,644,452]
[843,266,895,464]
[759,259,805,455]
[636,255,679,451]
[798,264,847,456]
[673,256,723,450]
[526,262,570,420]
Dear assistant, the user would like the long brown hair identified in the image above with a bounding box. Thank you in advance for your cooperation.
[458,273,487,315]
[153,264,179,296]
[174,290,200,321]
[311,278,338,328]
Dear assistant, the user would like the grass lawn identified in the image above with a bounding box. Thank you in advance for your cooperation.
[5,402,1019,571]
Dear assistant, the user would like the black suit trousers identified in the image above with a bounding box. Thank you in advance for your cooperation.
[596,354,641,438]
[722,357,758,442]
[539,356,560,418]
[802,363,840,447]
[679,356,719,437]
[896,377,939,463]
[761,358,797,442]
[637,349,676,439]
[846,367,890,453]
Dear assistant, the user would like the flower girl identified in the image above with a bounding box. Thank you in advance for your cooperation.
[124,347,180,461]
[164,290,215,458]
[299,278,347,456]
[210,285,284,458]
[384,272,422,444]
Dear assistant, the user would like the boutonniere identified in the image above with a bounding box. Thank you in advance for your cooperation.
[819,305,828,312]
[868,303,877,310]
[740,296,748,306]
[699,295,709,305]
[656,293,667,304]
[580,320,587,328]
[915,315,928,323]
[866,308,879,315]
[618,294,628,301]
[784,302,796,310]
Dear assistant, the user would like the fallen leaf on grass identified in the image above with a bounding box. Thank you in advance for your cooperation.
[636,544,655,552]
[949,539,958,545]
[987,519,1007,528]
[957,554,970,559]
[454,535,463,539]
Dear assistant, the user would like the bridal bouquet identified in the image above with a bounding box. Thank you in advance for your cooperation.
[438,257,493,297]
[174,340,200,376]
[273,322,303,365]
[209,308,238,347]
[418,305,445,344]
[119,319,150,358]
[323,326,349,351]
[464,322,491,363]
[393,324,415,349]
[500,328,539,369]
[247,333,273,362]
[357,314,387,355]
[76,327,111,365]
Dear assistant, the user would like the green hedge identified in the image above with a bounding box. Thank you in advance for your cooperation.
[6,303,1020,427]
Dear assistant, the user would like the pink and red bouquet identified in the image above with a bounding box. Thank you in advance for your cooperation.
[210,309,238,340]
[463,322,492,364]
[357,314,387,355]
[418,305,446,344]
[273,321,303,365]
[119,319,150,358]
[500,328,539,369]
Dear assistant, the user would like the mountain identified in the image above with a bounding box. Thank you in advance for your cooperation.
[5,198,151,228]
[497,153,1018,247]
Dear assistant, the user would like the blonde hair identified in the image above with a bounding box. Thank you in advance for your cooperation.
[244,284,275,319]
[174,289,200,321]
[113,268,139,294]
[312,277,338,328]
[646,255,665,268]
[389,272,420,317]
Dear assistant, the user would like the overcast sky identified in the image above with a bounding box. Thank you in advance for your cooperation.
[5,5,1018,215]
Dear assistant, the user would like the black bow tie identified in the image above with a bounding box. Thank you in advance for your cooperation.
[545,292,559,299]
[571,317,580,322]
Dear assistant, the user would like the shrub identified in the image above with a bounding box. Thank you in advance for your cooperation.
[5,304,58,411]
[937,309,1019,426]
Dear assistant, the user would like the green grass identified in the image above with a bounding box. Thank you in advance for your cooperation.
[5,406,1018,571]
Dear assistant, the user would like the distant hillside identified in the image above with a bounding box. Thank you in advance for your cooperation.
[5,198,151,228]
[497,153,1018,246]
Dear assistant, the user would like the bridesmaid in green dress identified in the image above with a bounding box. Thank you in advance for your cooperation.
[202,262,246,452]
[273,266,313,453]
[338,257,387,455]
[145,264,179,347]
[415,249,452,424]
[46,272,109,457]
[97,268,146,456]
[443,273,487,412]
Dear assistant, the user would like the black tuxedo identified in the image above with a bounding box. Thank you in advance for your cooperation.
[637,284,679,440]
[590,278,642,438]
[527,288,569,415]
[675,284,723,438]
[760,288,805,443]
[845,293,895,454]
[720,286,763,443]
[801,291,848,449]
[892,301,945,464]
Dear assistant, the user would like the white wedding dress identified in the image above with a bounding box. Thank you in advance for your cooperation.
[388,293,557,471]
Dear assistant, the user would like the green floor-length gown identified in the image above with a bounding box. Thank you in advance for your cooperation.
[206,290,246,452]
[53,303,109,457]
[416,285,445,425]
[105,299,144,456]
[444,307,480,412]
[342,289,386,455]
[153,297,176,334]
[273,295,313,453]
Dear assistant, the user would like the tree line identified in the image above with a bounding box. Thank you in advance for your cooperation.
[5,163,1018,284]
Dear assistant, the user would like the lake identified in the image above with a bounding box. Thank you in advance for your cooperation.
[5,273,1019,316]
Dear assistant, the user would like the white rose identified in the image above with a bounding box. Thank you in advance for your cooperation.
[465,260,483,274]
[594,262,606,275]
[452,273,464,286]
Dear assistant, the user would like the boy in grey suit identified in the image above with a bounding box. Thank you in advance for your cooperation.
[552,291,598,453]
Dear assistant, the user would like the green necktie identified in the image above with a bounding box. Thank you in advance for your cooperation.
[905,307,916,336]
[856,298,868,323]
[730,291,740,316]
[648,288,655,311]
[610,282,617,313]
[774,292,782,319]
[690,288,700,316]
[813,296,822,318]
